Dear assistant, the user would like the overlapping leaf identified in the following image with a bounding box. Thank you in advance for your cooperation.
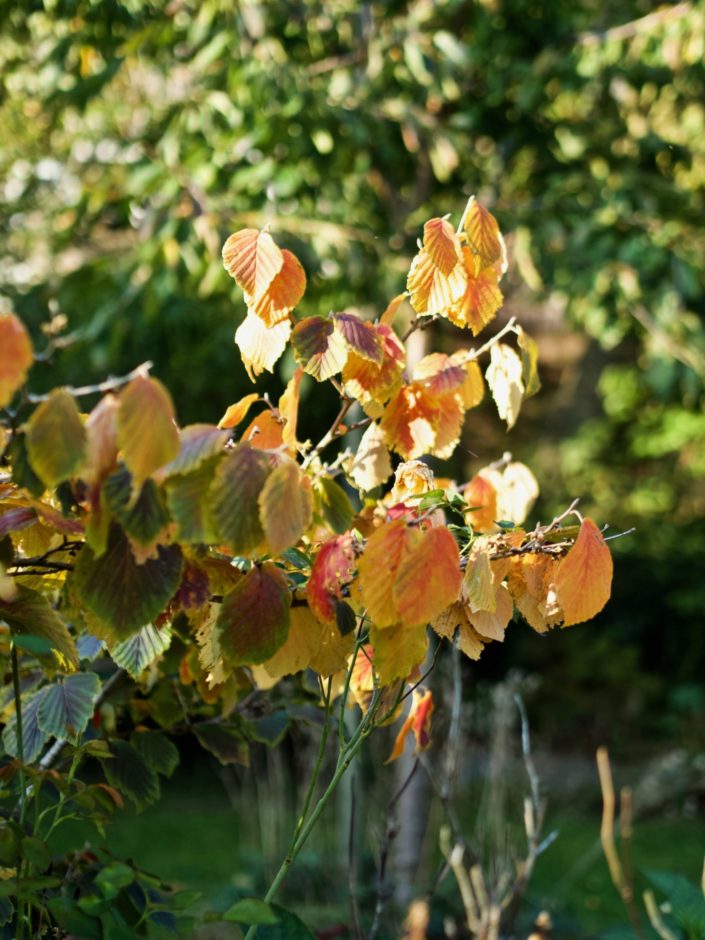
[235,312,292,381]
[555,518,613,626]
[117,376,180,491]
[215,563,291,666]
[306,534,357,624]
[26,389,86,487]
[208,443,272,556]
[0,312,33,407]
[258,459,313,553]
[292,317,348,381]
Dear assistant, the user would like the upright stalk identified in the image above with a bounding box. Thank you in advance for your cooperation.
[11,643,27,940]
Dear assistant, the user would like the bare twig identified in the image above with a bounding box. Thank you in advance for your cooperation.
[643,890,680,940]
[27,362,153,403]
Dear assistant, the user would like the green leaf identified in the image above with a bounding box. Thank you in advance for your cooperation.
[25,389,87,487]
[37,672,101,741]
[2,687,49,763]
[222,898,279,925]
[103,469,170,547]
[317,477,354,534]
[11,634,55,655]
[7,432,44,497]
[46,896,102,939]
[110,624,172,677]
[646,869,705,936]
[215,563,290,666]
[100,740,161,810]
[0,896,13,927]
[95,861,135,899]
[255,905,316,939]
[116,375,180,491]
[517,327,541,397]
[158,423,229,477]
[165,459,220,543]
[208,444,271,556]
[20,835,51,870]
[131,730,179,778]
[1,585,78,668]
[193,723,249,766]
[246,711,290,747]
[72,524,183,641]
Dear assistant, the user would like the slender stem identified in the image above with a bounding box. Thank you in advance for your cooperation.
[27,361,153,403]
[290,678,332,847]
[11,645,26,826]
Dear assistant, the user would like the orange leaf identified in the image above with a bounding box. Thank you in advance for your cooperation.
[250,248,306,327]
[218,393,260,429]
[333,312,383,364]
[393,526,462,626]
[342,323,405,409]
[432,603,486,660]
[380,385,436,461]
[278,367,303,453]
[379,292,408,327]
[464,473,497,533]
[222,228,283,299]
[423,218,462,275]
[407,249,466,318]
[448,259,503,335]
[291,316,348,381]
[357,520,412,628]
[387,688,434,763]
[554,518,613,626]
[0,312,33,407]
[235,312,291,381]
[258,459,313,553]
[240,410,285,450]
[462,199,507,275]
[306,535,357,625]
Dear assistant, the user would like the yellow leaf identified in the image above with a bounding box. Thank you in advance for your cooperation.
[464,542,495,613]
[235,312,291,381]
[485,343,524,429]
[278,367,303,453]
[263,605,324,678]
[222,228,283,300]
[448,258,503,335]
[357,520,411,628]
[393,526,462,626]
[459,359,484,409]
[0,312,33,406]
[309,621,355,676]
[462,198,507,275]
[25,389,87,488]
[517,326,541,397]
[370,621,428,685]
[432,603,485,660]
[218,393,260,429]
[258,459,313,554]
[555,518,613,626]
[248,248,306,326]
[349,421,392,492]
[467,583,512,641]
[379,292,408,327]
[388,459,435,505]
[117,376,180,492]
[495,462,539,525]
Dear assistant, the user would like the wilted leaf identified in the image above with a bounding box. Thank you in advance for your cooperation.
[72,524,183,640]
[216,563,291,666]
[485,344,524,429]
[0,312,33,406]
[432,603,485,660]
[235,312,292,381]
[110,624,172,677]
[387,688,434,763]
[258,459,313,553]
[208,443,271,556]
[25,390,86,487]
[117,376,179,491]
[37,672,101,741]
[555,518,613,626]
[292,316,348,381]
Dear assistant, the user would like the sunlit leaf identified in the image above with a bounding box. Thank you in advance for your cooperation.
[110,624,172,677]
[485,343,524,429]
[117,376,180,491]
[448,258,503,335]
[25,389,86,487]
[222,228,283,299]
[291,316,348,381]
[387,688,434,763]
[218,394,260,430]
[342,324,405,408]
[349,421,392,491]
[208,443,271,556]
[333,312,383,363]
[393,526,462,625]
[0,312,33,407]
[460,360,485,408]
[250,249,306,326]
[158,424,228,477]
[407,218,466,317]
[555,518,613,626]
[235,312,292,381]
[357,520,411,628]
[462,198,507,275]
[258,459,313,553]
[278,367,303,453]
[306,534,357,625]
[464,473,497,533]
[84,393,119,486]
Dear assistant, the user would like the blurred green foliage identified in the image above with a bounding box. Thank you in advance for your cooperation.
[1,0,704,743]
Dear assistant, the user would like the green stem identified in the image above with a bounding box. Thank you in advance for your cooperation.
[11,644,27,940]
[290,678,332,848]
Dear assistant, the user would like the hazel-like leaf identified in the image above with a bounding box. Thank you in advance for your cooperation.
[0,312,33,407]
[292,316,348,381]
[216,563,291,666]
[26,389,87,487]
[117,376,180,491]
[555,518,613,626]
[208,444,272,556]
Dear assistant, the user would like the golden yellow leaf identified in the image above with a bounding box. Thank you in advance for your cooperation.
[358,520,412,628]
[309,622,355,676]
[370,621,428,685]
[218,393,260,429]
[462,198,507,275]
[117,376,180,492]
[459,360,485,409]
[431,603,485,660]
[555,518,613,626]
[262,605,324,678]
[464,542,495,613]
[393,526,462,626]
[468,583,512,641]
[278,367,303,453]
[485,343,524,429]
[222,228,283,300]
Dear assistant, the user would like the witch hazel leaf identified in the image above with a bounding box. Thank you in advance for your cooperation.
[235,312,291,382]
[306,534,357,625]
[393,526,462,626]
[110,624,172,678]
[278,367,303,453]
[342,323,405,408]
[249,248,306,327]
[215,563,291,666]
[349,422,392,491]
[117,376,180,491]
[222,228,283,300]
[218,395,260,430]
[37,672,101,741]
[485,343,524,429]
[462,198,507,275]
[258,459,313,554]
[387,688,434,763]
[357,520,410,628]
[407,218,467,317]
[332,312,383,364]
[157,424,229,478]
[0,312,33,407]
[292,316,348,381]
[26,389,87,488]
[208,443,272,556]
[555,518,613,626]
[448,258,503,335]
[432,603,485,660]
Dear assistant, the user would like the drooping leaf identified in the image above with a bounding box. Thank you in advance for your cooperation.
[0,312,33,406]
[467,583,513,641]
[72,524,183,640]
[278,367,303,453]
[235,312,291,381]
[432,603,486,660]
[158,423,229,477]
[208,444,271,556]
[117,376,180,491]
[25,389,87,487]
[37,672,101,741]
[369,622,428,685]
[349,421,392,491]
[165,459,220,544]
[460,360,485,408]
[218,394,260,430]
[1,585,78,668]
[216,563,290,666]
[332,312,383,363]
[357,520,411,628]
[387,688,434,763]
[258,459,313,553]
[131,730,179,778]
[464,473,498,533]
[462,199,506,273]
[0,505,37,538]
[222,228,283,301]
[2,687,49,763]
[464,544,496,613]
[110,624,172,677]
[193,722,249,766]
[241,409,285,449]
[517,327,541,397]
[262,605,323,678]
[100,739,161,810]
[342,323,405,409]
[250,248,306,326]
[306,534,357,625]
[103,469,170,550]
[485,343,524,430]
[83,393,119,486]
[555,518,613,626]
[317,476,354,534]
[393,526,462,626]
[292,316,348,381]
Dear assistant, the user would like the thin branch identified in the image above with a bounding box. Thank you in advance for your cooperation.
[463,317,518,363]
[579,2,692,47]
[348,785,363,940]
[643,890,680,940]
[27,361,153,403]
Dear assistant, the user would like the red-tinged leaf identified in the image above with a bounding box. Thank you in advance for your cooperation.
[448,260,503,335]
[250,248,306,326]
[218,394,260,429]
[393,526,462,626]
[369,621,428,685]
[387,688,434,763]
[30,500,84,536]
[0,312,33,406]
[306,535,357,625]
[215,563,290,666]
[278,367,303,453]
[157,423,229,478]
[508,553,555,634]
[464,473,497,533]
[462,199,507,275]
[291,316,348,381]
[222,228,283,299]
[25,389,87,487]
[0,506,37,538]
[554,518,613,626]
[208,444,271,557]
[380,385,435,461]
[235,312,291,381]
[240,409,285,450]
[258,459,313,553]
[333,312,383,364]
[84,394,119,486]
[413,353,466,393]
[117,376,179,491]
[432,603,485,660]
[423,218,463,275]
[357,520,412,628]
[342,324,405,408]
